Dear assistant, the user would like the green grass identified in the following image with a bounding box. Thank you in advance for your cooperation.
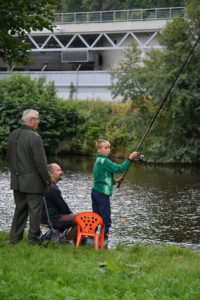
[0,231,200,300]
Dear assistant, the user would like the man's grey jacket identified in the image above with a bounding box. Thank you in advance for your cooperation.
[7,125,51,194]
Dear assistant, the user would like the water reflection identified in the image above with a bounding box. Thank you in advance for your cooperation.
[0,156,200,248]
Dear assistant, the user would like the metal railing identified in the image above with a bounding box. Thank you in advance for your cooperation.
[54,7,186,24]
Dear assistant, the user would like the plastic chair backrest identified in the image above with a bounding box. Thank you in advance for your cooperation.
[75,212,105,250]
[75,212,103,235]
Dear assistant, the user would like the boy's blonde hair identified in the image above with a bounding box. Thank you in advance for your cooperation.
[96,139,109,149]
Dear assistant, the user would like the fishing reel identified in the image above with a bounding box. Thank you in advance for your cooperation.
[117,154,145,188]
[137,154,145,163]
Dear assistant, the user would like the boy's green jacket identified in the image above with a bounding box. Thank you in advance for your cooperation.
[92,154,132,196]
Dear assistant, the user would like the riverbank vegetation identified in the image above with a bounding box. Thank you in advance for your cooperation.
[0,72,199,163]
[0,231,199,299]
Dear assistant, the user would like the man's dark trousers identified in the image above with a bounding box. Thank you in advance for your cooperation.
[10,191,43,244]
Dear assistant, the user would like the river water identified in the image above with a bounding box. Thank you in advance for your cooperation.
[0,156,200,249]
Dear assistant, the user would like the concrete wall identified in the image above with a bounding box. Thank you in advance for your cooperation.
[0,71,113,101]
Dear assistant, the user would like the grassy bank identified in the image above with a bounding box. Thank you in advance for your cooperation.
[0,232,199,299]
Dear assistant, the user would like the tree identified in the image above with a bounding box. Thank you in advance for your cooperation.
[0,74,84,155]
[0,0,57,66]
[110,42,143,102]
[110,0,200,162]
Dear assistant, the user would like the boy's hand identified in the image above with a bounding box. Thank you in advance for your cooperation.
[128,151,138,161]
[114,176,124,185]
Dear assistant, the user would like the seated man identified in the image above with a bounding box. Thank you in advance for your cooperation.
[41,163,77,241]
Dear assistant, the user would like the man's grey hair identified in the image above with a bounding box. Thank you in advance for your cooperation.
[22,109,39,123]
[47,164,54,174]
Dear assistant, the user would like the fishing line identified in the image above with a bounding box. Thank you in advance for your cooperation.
[117,35,200,188]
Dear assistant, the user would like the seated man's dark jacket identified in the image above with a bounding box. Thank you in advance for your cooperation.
[41,183,73,231]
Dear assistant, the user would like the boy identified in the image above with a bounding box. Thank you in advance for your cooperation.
[91,139,138,244]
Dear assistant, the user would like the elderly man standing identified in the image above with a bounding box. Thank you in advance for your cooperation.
[7,109,51,245]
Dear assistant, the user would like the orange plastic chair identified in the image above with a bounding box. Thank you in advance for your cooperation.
[74,212,105,250]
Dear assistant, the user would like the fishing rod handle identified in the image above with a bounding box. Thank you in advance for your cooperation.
[117,154,144,188]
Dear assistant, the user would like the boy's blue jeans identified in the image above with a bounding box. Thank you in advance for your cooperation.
[91,189,111,238]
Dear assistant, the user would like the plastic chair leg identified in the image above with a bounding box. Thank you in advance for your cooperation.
[99,234,104,250]
[76,234,83,248]
[94,235,99,250]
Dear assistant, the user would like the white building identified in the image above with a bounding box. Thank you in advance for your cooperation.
[0,7,186,100]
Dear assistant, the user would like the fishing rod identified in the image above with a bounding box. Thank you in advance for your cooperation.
[118,35,200,188]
